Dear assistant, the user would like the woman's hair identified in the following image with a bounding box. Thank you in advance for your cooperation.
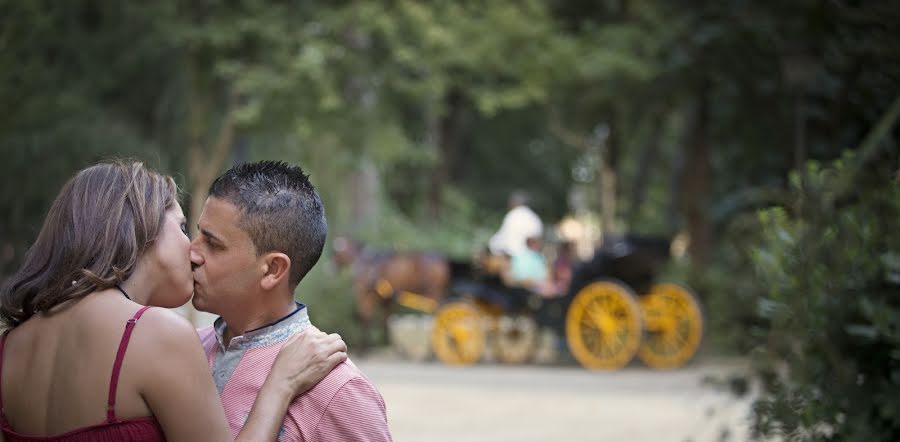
[0,161,177,327]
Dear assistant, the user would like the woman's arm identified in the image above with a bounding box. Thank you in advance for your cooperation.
[137,310,345,441]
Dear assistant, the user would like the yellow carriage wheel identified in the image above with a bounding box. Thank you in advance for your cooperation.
[565,280,642,370]
[493,314,538,364]
[431,301,486,366]
[637,283,703,369]
[388,314,433,362]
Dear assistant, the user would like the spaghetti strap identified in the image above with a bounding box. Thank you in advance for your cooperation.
[0,330,9,425]
[107,306,151,423]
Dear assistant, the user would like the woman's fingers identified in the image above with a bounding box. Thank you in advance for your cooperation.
[322,332,344,346]
[269,326,350,396]
[327,336,348,353]
[327,351,348,367]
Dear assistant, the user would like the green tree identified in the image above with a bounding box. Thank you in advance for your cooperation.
[747,96,900,438]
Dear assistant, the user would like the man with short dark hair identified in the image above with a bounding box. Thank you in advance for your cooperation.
[191,161,392,441]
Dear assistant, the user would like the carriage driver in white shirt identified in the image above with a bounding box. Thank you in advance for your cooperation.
[488,191,543,257]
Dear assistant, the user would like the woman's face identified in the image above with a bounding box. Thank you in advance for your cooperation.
[144,202,193,307]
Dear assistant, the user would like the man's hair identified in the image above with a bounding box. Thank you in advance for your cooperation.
[208,161,327,288]
[1,161,176,327]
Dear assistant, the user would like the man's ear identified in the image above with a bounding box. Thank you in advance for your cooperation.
[261,252,291,291]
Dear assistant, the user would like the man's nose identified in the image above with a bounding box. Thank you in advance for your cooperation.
[190,244,203,269]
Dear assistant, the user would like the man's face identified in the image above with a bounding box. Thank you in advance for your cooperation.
[190,197,262,316]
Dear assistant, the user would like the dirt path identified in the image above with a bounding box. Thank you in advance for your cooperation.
[355,357,757,442]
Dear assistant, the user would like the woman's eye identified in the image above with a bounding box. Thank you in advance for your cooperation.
[180,223,189,236]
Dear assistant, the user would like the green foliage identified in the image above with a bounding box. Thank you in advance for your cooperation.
[0,115,178,275]
[293,263,359,346]
[745,154,900,440]
[355,186,493,260]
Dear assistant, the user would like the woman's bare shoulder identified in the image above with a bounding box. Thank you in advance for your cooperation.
[125,307,208,385]
[132,307,200,345]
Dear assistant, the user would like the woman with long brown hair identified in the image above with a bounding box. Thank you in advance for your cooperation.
[0,161,346,441]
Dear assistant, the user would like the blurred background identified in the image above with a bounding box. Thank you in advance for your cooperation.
[1,1,898,440]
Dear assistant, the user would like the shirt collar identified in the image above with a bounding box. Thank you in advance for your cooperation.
[213,302,311,351]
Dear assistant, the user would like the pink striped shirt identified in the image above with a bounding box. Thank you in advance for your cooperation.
[198,305,392,441]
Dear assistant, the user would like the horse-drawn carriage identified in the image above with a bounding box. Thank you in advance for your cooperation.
[429,235,704,370]
[337,234,703,371]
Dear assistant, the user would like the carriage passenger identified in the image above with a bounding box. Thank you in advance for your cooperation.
[507,236,573,299]
[505,236,551,295]
[550,241,576,296]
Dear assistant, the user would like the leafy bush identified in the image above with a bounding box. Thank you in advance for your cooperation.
[293,263,360,346]
[746,155,900,440]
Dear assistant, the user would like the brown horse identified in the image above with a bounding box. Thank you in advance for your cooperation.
[332,237,450,352]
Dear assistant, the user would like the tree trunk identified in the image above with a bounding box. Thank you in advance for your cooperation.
[627,114,664,226]
[667,106,686,234]
[187,105,234,239]
[599,115,620,237]
[428,90,465,221]
[793,94,806,173]
[681,79,712,269]
[350,157,381,233]
[599,159,617,237]
[184,59,235,326]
